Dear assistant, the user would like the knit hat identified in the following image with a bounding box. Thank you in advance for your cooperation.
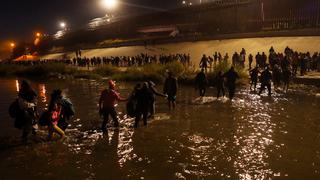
[109,80,116,89]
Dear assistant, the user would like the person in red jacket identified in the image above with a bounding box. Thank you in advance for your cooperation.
[99,80,126,132]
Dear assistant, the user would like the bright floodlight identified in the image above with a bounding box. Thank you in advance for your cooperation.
[60,22,66,28]
[101,0,117,9]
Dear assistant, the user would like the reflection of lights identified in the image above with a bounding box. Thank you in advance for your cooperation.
[54,30,66,39]
[101,0,118,9]
[232,93,277,179]
[39,84,47,103]
[88,16,114,30]
[15,80,19,92]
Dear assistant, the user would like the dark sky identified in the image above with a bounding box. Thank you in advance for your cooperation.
[0,0,179,42]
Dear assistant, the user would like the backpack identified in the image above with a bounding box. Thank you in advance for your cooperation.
[61,98,75,119]
[39,111,51,126]
[8,99,21,119]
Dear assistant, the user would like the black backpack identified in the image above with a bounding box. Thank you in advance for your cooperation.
[9,99,26,129]
[8,99,20,119]
[39,111,51,126]
[61,98,75,119]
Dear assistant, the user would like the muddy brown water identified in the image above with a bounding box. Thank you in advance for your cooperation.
[0,78,320,179]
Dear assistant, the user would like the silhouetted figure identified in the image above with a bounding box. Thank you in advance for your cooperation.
[147,81,167,118]
[126,84,141,118]
[17,80,38,142]
[163,71,178,110]
[223,67,239,100]
[272,64,282,89]
[282,67,291,92]
[259,67,272,96]
[215,71,225,99]
[250,67,259,91]
[195,69,208,97]
[199,55,209,73]
[248,54,253,69]
[134,82,153,128]
[99,80,126,132]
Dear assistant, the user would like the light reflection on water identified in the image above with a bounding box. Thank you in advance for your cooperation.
[39,84,47,103]
[232,92,277,179]
[0,78,320,179]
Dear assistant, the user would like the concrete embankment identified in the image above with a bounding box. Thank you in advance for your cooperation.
[41,36,320,65]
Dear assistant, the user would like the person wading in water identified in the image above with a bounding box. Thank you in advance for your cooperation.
[163,71,178,110]
[223,67,239,100]
[99,80,127,133]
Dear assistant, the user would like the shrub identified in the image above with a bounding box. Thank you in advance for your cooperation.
[93,65,119,76]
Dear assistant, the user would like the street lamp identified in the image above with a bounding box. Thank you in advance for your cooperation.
[60,22,66,29]
[36,32,41,37]
[101,0,118,9]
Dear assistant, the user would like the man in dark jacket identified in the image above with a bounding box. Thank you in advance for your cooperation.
[223,67,239,100]
[258,67,272,96]
[195,69,208,97]
[134,82,153,128]
[250,66,259,91]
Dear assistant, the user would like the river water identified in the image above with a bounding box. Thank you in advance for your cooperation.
[0,78,320,179]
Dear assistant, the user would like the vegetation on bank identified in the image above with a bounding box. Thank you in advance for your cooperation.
[0,62,248,85]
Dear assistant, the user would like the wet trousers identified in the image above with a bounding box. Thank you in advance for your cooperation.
[217,85,225,98]
[259,83,271,96]
[135,107,148,128]
[227,85,236,100]
[101,107,119,130]
[48,124,65,139]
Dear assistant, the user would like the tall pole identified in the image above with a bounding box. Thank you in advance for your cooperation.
[317,0,320,27]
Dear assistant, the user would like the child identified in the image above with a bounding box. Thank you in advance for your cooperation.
[48,103,65,140]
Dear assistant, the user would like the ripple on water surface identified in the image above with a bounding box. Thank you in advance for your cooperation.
[0,79,320,179]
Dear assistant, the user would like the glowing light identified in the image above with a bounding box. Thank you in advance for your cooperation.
[60,22,66,28]
[10,43,15,48]
[36,32,41,37]
[182,1,186,4]
[101,0,118,9]
[15,80,19,92]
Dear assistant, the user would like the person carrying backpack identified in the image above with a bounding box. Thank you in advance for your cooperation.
[15,80,38,142]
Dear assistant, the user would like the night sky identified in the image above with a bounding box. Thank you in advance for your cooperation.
[0,0,179,42]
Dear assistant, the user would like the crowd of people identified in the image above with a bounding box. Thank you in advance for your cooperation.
[9,71,178,142]
[8,46,320,142]
[9,53,191,68]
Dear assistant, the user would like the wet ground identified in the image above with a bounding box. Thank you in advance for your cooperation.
[0,78,320,179]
